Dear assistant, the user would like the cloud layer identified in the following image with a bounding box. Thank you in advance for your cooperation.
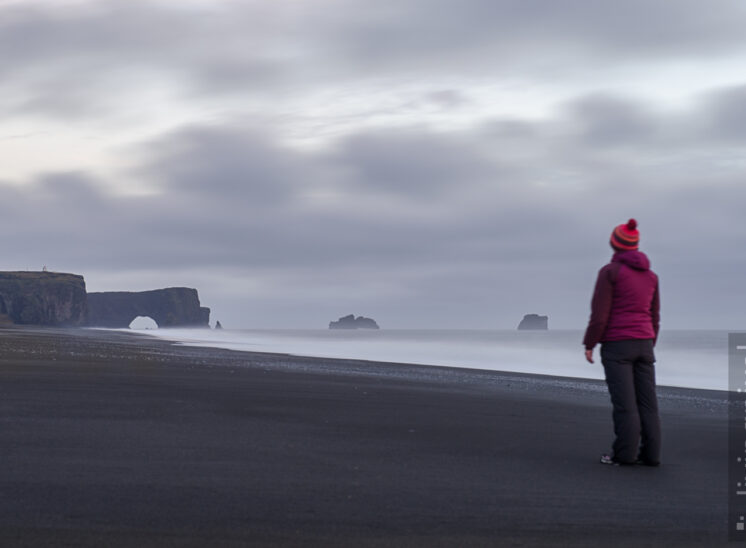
[1,0,744,328]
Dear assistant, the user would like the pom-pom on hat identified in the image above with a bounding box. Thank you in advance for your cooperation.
[610,218,639,251]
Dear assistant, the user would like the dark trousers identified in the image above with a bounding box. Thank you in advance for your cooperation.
[601,339,661,464]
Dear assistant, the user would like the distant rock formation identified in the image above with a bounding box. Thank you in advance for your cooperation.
[517,314,548,330]
[0,271,88,326]
[0,271,212,329]
[215,321,223,330]
[329,314,380,330]
[87,288,210,328]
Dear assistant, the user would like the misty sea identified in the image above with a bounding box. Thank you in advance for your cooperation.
[130,328,731,392]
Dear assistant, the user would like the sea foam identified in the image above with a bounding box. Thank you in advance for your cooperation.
[124,328,730,392]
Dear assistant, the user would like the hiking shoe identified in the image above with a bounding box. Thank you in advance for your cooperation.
[600,454,619,466]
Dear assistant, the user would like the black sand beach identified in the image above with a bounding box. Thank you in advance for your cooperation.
[0,328,730,547]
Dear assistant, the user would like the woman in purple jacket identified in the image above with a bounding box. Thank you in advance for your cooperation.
[583,219,661,466]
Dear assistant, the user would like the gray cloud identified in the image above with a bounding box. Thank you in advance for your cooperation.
[560,94,661,148]
[134,126,309,204]
[3,0,746,119]
[306,0,746,75]
[3,85,746,327]
[327,128,500,198]
[1,1,745,327]
[699,84,746,143]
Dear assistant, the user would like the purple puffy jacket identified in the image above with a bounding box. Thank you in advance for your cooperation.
[583,250,660,350]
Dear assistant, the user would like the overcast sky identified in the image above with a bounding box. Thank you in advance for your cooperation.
[1,0,745,329]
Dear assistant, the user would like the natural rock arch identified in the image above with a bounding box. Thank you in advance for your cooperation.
[87,288,210,328]
[129,316,159,329]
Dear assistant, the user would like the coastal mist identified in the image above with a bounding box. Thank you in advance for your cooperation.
[133,328,728,392]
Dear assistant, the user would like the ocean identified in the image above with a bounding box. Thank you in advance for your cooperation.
[129,328,731,392]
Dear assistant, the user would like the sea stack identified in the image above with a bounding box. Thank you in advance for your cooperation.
[517,314,548,330]
[329,314,380,330]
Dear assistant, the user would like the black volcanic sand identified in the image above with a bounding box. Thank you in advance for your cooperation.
[0,328,731,547]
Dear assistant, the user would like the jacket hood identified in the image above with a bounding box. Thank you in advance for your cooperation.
[612,250,650,271]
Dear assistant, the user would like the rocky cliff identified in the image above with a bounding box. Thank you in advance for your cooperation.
[329,314,380,330]
[517,314,548,330]
[87,287,210,328]
[0,272,88,326]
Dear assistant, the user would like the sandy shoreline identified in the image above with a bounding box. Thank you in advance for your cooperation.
[0,327,731,546]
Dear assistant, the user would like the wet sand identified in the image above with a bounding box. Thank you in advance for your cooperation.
[0,327,731,547]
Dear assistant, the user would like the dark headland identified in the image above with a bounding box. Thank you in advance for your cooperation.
[0,271,210,328]
[0,327,730,547]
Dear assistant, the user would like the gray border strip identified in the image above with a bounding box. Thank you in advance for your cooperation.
[728,334,746,540]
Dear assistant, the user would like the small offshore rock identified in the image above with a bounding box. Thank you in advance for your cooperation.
[517,314,548,330]
[329,314,380,330]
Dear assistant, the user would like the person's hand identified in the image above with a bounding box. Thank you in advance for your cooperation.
[585,349,594,364]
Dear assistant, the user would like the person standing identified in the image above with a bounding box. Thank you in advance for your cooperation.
[583,219,661,466]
